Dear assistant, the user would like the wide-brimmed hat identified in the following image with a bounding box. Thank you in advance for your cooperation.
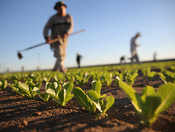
[54,1,67,10]
[136,32,141,37]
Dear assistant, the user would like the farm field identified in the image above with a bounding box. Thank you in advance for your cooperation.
[1,61,175,132]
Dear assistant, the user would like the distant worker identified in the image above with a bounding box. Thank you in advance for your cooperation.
[153,52,157,62]
[76,53,82,68]
[43,1,73,72]
[130,32,141,63]
[120,56,126,64]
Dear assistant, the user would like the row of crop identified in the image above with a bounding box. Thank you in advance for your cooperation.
[0,78,115,116]
[68,61,175,73]
[1,68,175,126]
[1,66,175,88]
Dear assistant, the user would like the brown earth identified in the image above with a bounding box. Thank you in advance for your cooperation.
[0,76,175,132]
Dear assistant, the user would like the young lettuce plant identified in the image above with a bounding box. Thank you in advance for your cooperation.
[40,81,60,102]
[26,79,41,97]
[73,80,114,116]
[143,68,167,84]
[0,80,8,90]
[74,72,84,86]
[41,81,74,106]
[100,72,113,87]
[58,81,74,106]
[12,81,39,98]
[123,70,138,85]
[117,77,175,126]
[74,72,90,86]
[163,70,175,83]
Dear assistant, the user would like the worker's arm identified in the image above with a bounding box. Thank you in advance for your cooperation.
[67,15,73,35]
[43,16,53,43]
[64,15,74,38]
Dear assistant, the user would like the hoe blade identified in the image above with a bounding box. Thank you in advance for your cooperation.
[17,52,23,60]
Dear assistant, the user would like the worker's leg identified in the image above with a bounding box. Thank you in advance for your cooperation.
[78,61,80,68]
[131,57,134,63]
[131,52,135,63]
[135,54,140,63]
[53,38,67,72]
[53,46,60,71]
[60,38,67,72]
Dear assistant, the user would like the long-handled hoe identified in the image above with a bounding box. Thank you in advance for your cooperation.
[17,29,85,60]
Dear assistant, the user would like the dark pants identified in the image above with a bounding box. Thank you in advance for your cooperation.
[76,58,81,68]
[131,54,140,63]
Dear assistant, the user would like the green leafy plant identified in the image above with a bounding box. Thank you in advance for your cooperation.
[0,80,8,90]
[73,80,114,116]
[163,70,175,83]
[123,70,138,85]
[14,81,39,98]
[117,77,175,126]
[59,81,74,106]
[143,68,167,84]
[100,72,113,87]
[41,81,74,106]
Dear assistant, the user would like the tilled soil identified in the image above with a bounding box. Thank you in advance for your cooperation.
[0,77,175,132]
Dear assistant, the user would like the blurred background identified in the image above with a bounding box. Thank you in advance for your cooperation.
[0,0,175,72]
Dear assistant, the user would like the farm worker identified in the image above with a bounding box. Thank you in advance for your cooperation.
[120,55,126,64]
[153,51,157,62]
[130,32,141,63]
[43,1,73,72]
[76,53,82,68]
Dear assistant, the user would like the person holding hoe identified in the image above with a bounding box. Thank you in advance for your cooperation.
[43,1,73,72]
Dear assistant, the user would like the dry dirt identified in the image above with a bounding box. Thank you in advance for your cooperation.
[0,75,175,132]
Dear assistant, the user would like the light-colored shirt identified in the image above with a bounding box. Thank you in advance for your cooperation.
[130,36,139,56]
[43,13,73,39]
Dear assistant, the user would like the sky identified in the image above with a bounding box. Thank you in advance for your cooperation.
[0,0,175,72]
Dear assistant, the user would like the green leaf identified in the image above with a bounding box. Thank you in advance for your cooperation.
[157,73,167,84]
[142,96,161,125]
[18,82,31,97]
[0,81,2,89]
[55,84,62,95]
[47,88,56,96]
[32,87,39,92]
[73,87,102,113]
[86,90,102,112]
[53,82,58,89]
[39,93,50,102]
[102,96,115,114]
[87,90,99,101]
[141,86,156,103]
[63,81,74,95]
[155,83,175,115]
[91,80,102,97]
[18,82,29,91]
[59,81,74,106]
[59,89,66,105]
[11,86,18,92]
[64,94,74,106]
[118,78,142,113]
[0,80,8,89]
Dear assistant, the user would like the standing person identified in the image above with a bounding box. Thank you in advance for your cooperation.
[120,55,126,64]
[130,32,141,63]
[153,51,157,62]
[76,53,82,68]
[43,1,73,72]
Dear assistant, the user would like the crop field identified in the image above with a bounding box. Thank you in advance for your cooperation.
[1,61,175,132]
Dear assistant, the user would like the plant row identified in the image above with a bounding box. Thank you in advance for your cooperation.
[0,66,175,126]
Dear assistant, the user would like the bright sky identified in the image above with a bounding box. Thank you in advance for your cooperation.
[0,0,175,72]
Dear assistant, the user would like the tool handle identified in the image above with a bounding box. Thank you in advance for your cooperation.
[48,29,86,44]
[19,29,86,52]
